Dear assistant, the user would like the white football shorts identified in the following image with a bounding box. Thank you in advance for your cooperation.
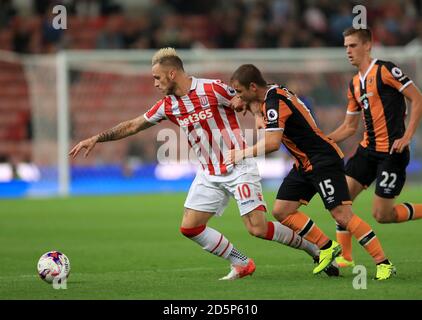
[184,158,267,216]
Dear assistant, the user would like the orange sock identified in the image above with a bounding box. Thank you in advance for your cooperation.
[347,214,386,264]
[281,211,330,248]
[394,203,422,222]
[336,223,353,261]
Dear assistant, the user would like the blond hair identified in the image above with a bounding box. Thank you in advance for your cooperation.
[151,47,184,70]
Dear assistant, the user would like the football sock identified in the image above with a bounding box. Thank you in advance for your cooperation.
[336,223,353,261]
[265,221,319,258]
[281,211,330,249]
[227,248,249,266]
[346,215,386,264]
[394,203,422,222]
[180,225,248,265]
[377,259,390,265]
[320,240,332,250]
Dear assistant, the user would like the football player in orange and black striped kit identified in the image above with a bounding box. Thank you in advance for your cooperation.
[328,27,422,269]
[227,64,395,280]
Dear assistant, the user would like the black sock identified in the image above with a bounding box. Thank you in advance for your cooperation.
[320,240,332,250]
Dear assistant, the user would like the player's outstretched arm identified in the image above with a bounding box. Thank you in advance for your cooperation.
[327,113,360,143]
[224,130,282,165]
[69,115,155,158]
[390,84,422,154]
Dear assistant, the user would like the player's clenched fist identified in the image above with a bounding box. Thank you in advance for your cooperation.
[230,96,248,114]
[69,136,98,158]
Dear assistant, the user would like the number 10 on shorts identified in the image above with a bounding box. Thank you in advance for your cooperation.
[319,179,335,198]
[237,184,251,200]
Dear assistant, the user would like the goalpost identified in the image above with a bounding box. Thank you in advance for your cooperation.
[5,47,422,197]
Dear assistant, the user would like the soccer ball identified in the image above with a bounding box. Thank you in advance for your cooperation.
[37,251,71,284]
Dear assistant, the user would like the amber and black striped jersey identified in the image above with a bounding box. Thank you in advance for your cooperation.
[347,59,413,153]
[263,85,344,172]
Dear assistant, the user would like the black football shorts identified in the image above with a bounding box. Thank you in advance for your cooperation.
[277,160,352,210]
[345,145,409,199]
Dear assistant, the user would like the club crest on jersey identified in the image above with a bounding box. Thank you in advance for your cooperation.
[199,95,209,107]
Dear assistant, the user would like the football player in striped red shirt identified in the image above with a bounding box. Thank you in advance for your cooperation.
[70,48,338,280]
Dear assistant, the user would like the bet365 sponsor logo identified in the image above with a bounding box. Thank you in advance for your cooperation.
[177,109,213,126]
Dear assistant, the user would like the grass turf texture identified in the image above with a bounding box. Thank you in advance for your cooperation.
[0,186,421,300]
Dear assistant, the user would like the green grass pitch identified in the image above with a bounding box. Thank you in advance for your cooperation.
[0,186,421,300]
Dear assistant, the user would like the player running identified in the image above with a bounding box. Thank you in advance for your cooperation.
[327,27,422,268]
[69,47,337,280]
[226,64,395,280]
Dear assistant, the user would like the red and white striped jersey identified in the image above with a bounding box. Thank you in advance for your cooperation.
[144,77,247,175]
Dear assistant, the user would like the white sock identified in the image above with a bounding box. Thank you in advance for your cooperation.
[227,248,249,266]
[190,226,236,260]
[270,221,318,258]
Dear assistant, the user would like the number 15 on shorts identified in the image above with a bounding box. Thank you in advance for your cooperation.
[319,179,335,198]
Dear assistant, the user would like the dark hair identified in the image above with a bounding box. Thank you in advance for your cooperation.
[231,64,267,88]
[343,27,372,43]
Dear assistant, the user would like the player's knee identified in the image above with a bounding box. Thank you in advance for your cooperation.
[330,205,352,228]
[372,208,393,224]
[333,217,349,229]
[272,210,290,222]
[180,225,206,238]
[247,225,266,238]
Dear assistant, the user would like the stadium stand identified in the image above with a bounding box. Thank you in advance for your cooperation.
[0,0,421,170]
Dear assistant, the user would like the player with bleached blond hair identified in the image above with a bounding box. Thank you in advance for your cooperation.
[70,47,339,280]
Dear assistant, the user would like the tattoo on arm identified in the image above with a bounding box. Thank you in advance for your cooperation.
[97,121,134,142]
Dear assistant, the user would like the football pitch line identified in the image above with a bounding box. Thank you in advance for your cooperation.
[2,260,422,282]
[0,263,318,281]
